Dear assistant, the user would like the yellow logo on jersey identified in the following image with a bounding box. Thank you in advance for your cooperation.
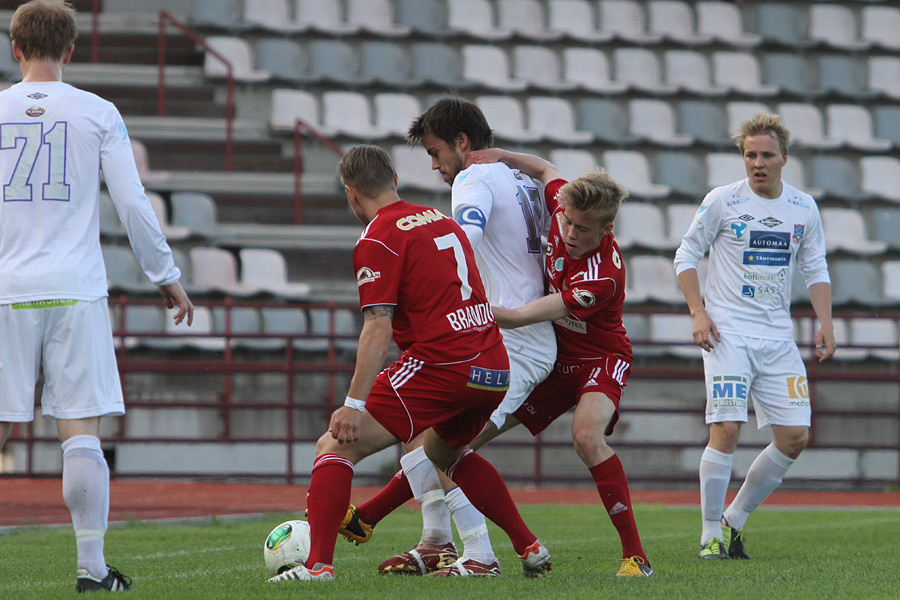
[786,376,809,399]
[396,209,448,231]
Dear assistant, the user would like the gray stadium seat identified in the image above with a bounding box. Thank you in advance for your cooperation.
[817,55,875,101]
[244,0,306,33]
[873,106,900,147]
[655,152,708,198]
[122,305,168,350]
[260,307,310,351]
[360,41,418,87]
[547,0,613,42]
[307,308,359,354]
[870,208,900,250]
[255,38,309,83]
[577,98,638,144]
[755,3,815,48]
[449,0,513,40]
[396,0,451,37]
[868,56,900,99]
[99,191,127,238]
[191,0,248,30]
[696,1,760,47]
[598,0,663,44]
[763,53,819,98]
[677,101,729,148]
[776,103,840,150]
[648,0,713,45]
[498,0,563,41]
[212,306,264,350]
[307,40,364,86]
[347,0,412,37]
[513,45,576,91]
[829,260,892,307]
[171,191,219,238]
[810,156,865,202]
[202,36,271,83]
[1,33,16,78]
[649,314,702,359]
[881,261,900,302]
[294,0,360,35]
[410,42,471,89]
[102,246,158,294]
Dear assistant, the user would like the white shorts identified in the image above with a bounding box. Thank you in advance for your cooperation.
[0,298,125,422]
[488,349,554,430]
[703,333,810,429]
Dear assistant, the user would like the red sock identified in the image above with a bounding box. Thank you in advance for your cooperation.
[447,450,536,554]
[306,453,354,567]
[357,469,413,525]
[589,454,647,562]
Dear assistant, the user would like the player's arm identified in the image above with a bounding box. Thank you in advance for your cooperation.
[676,268,719,352]
[470,148,563,184]
[492,293,568,329]
[807,282,836,362]
[158,281,194,326]
[329,304,394,444]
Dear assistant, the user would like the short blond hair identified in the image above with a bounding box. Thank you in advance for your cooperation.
[10,0,78,62]
[733,111,791,156]
[337,145,397,199]
[557,169,628,226]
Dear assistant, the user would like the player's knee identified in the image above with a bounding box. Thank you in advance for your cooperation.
[571,422,605,456]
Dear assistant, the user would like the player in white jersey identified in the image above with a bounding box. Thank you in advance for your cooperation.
[674,111,835,561]
[335,99,557,577]
[0,1,193,592]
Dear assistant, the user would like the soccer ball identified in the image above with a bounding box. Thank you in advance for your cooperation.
[264,520,311,575]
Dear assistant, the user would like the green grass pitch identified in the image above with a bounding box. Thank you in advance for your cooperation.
[1,504,898,599]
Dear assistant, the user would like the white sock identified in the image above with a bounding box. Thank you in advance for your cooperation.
[699,446,733,544]
[62,435,109,580]
[400,447,452,545]
[724,443,794,530]
[445,486,494,564]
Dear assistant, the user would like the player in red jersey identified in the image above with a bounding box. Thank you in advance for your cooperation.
[471,148,652,578]
[268,145,550,583]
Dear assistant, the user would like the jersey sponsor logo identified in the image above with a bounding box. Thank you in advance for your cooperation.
[553,257,564,273]
[554,315,587,334]
[11,299,77,310]
[467,366,510,391]
[743,269,787,282]
[787,376,809,401]
[356,267,380,286]
[455,206,487,230]
[743,284,781,300]
[759,216,783,228]
[395,209,449,231]
[26,92,47,99]
[788,196,809,209]
[741,285,755,298]
[738,214,755,221]
[731,222,747,239]
[25,106,45,118]
[749,230,790,250]
[743,251,790,266]
[793,224,805,242]
[445,302,495,332]
[572,288,596,308]
[711,375,748,409]
[726,195,749,207]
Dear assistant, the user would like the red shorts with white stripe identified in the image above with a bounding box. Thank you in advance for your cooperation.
[514,354,631,437]
[365,341,510,448]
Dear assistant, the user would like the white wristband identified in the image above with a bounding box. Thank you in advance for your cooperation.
[344,396,366,412]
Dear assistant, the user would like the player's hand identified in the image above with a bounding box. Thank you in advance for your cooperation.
[691,310,720,352]
[814,324,836,362]
[470,148,507,165]
[329,406,362,445]
[158,282,194,326]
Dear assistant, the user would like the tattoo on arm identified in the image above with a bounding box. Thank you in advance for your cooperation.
[363,305,394,320]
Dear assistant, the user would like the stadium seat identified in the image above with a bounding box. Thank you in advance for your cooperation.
[239,248,312,300]
[255,307,309,351]
[725,101,773,134]
[781,157,822,199]
[548,149,599,182]
[307,40,364,86]
[763,53,819,98]
[695,1,760,47]
[792,316,816,360]
[562,47,628,94]
[321,91,387,140]
[99,191,127,238]
[647,0,712,45]
[826,105,892,152]
[614,203,676,251]
[462,45,528,91]
[648,314,701,358]
[391,144,446,192]
[873,106,900,148]
[756,3,815,48]
[862,5,900,50]
[547,0,613,42]
[147,306,225,352]
[147,192,190,241]
[243,0,306,32]
[577,98,638,144]
[359,41,417,87]
[628,99,694,147]
[598,0,663,44]
[526,97,593,144]
[346,0,412,37]
[190,247,262,297]
[448,0,513,40]
[171,247,210,295]
[776,103,841,149]
[212,306,265,350]
[1,33,15,77]
[829,260,891,307]
[255,39,309,83]
[130,139,170,185]
[269,89,324,133]
[190,0,247,30]
[820,209,887,256]
[396,0,451,37]
[293,0,359,34]
[170,191,219,238]
[373,93,422,138]
[817,55,876,101]
[410,43,471,89]
[870,207,900,249]
[102,246,159,294]
[810,156,865,202]
[602,151,671,200]
[666,203,701,241]
[881,261,900,302]
[623,313,662,357]
[830,318,867,361]
[498,0,563,41]
[475,96,541,142]
[202,36,271,83]
[705,152,745,188]
[808,4,870,51]
[513,45,576,91]
[677,101,729,148]
[851,318,899,361]
[122,304,168,350]
[664,50,729,96]
[656,152,708,198]
[712,52,779,97]
[868,56,900,99]
[307,308,359,354]
[613,48,677,94]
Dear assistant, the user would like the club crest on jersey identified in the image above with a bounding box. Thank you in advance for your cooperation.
[572,288,596,308]
[793,224,805,242]
[356,267,380,286]
[553,257,564,273]
[25,106,45,117]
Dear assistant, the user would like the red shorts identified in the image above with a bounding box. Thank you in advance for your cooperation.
[366,341,510,448]
[514,354,631,436]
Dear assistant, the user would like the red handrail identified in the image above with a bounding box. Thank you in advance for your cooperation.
[292,119,344,224]
[157,10,234,171]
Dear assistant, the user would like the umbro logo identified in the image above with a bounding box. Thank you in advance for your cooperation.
[738,214,754,221]
[27,92,47,99]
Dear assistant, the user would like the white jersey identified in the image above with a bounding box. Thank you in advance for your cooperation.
[452,162,556,363]
[0,81,179,303]
[674,178,829,341]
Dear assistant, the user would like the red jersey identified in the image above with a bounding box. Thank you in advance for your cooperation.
[543,179,632,363]
[353,200,504,364]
